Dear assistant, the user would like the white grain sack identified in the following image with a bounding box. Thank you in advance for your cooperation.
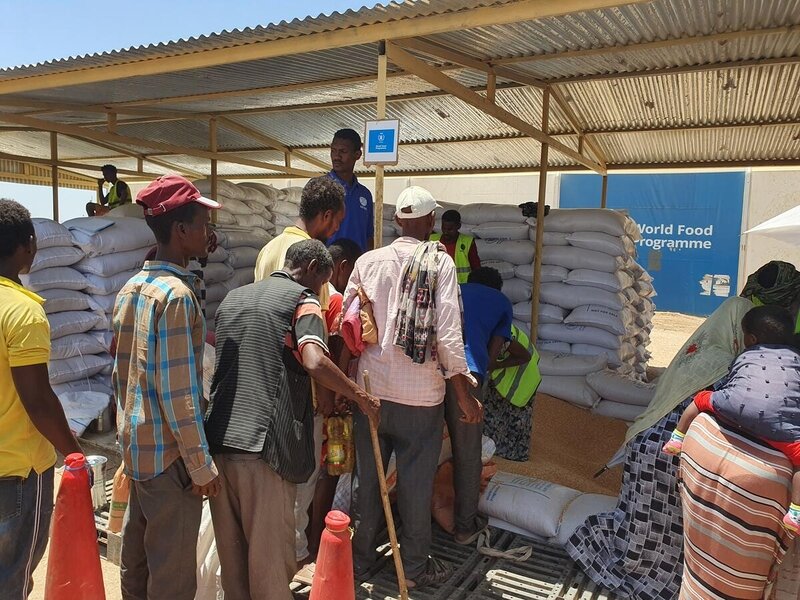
[564,269,634,293]
[475,239,535,265]
[21,267,88,292]
[32,218,73,249]
[566,232,636,257]
[592,400,647,422]
[47,311,104,340]
[74,247,150,277]
[542,246,619,273]
[460,204,526,225]
[66,217,156,257]
[471,222,530,241]
[538,375,600,408]
[39,289,94,314]
[514,263,568,284]
[30,247,84,273]
[83,270,139,296]
[565,305,633,336]
[538,324,622,350]
[586,370,657,407]
[543,208,638,239]
[482,260,515,280]
[537,351,607,377]
[539,282,625,311]
[502,278,532,303]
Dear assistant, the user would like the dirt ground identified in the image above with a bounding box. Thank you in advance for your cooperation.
[29,310,704,598]
[647,311,705,368]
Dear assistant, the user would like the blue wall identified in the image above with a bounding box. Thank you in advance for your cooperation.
[560,173,745,316]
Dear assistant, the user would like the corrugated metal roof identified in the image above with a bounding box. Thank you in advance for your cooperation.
[0,0,798,182]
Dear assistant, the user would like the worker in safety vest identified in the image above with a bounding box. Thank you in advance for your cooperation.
[86,164,131,216]
[490,323,541,408]
[430,209,480,284]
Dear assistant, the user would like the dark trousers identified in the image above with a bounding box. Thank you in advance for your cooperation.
[121,459,202,600]
[444,377,485,535]
[0,467,54,599]
[352,400,444,580]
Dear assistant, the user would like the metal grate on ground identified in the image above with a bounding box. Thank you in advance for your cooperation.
[292,525,617,600]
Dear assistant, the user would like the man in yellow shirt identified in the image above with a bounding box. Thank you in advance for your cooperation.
[254,175,345,568]
[0,199,82,598]
[254,176,346,314]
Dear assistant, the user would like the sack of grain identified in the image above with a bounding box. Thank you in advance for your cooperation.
[83,270,139,296]
[565,305,633,336]
[30,246,84,273]
[39,289,94,314]
[478,472,580,538]
[537,350,607,376]
[550,493,617,547]
[535,339,571,354]
[538,324,622,350]
[514,302,565,324]
[566,232,635,257]
[460,204,526,225]
[65,217,156,257]
[538,375,600,408]
[193,178,245,200]
[226,246,261,270]
[21,267,89,292]
[543,208,638,239]
[51,333,108,360]
[542,246,619,273]
[539,282,624,311]
[471,222,530,241]
[514,263,567,284]
[527,227,569,246]
[48,353,113,385]
[32,218,73,249]
[564,269,634,293]
[203,262,235,285]
[571,343,633,368]
[586,370,657,407]
[74,247,150,277]
[502,278,532,304]
[475,239,535,265]
[481,260,515,280]
[215,229,270,250]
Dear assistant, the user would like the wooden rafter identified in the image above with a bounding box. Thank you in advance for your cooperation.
[385,42,605,174]
[0,113,323,178]
[0,150,163,178]
[393,37,607,167]
[216,117,330,171]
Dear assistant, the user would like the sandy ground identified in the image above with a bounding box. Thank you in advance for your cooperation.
[29,310,704,598]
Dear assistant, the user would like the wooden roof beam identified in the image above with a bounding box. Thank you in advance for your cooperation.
[386,42,604,173]
[0,150,163,178]
[393,37,607,168]
[216,117,330,171]
[0,113,323,178]
[0,0,648,95]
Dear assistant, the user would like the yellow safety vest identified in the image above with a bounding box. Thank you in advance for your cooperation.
[430,232,474,284]
[491,324,541,407]
[106,181,126,209]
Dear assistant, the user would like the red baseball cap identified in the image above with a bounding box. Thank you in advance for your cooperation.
[136,175,222,216]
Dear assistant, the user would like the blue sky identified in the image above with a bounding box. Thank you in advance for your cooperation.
[0,0,377,221]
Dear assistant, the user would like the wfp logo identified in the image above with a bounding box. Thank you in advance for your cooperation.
[360,196,368,208]
[378,132,385,143]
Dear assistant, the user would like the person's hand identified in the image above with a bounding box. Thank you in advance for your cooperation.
[207,230,218,255]
[192,475,221,498]
[357,392,381,425]
[458,392,483,424]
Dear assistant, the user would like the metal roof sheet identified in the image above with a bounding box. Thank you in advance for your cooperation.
[0,0,798,181]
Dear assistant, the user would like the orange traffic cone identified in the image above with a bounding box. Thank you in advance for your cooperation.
[310,510,355,600]
[45,453,106,599]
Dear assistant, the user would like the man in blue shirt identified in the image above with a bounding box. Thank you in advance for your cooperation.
[327,128,374,251]
[446,266,513,544]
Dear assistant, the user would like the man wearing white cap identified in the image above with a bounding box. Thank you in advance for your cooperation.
[346,186,481,589]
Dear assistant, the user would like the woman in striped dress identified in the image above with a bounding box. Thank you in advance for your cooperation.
[679,412,795,599]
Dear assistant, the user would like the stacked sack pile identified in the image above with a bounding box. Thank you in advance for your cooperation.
[271,186,302,236]
[526,208,656,421]
[205,227,270,332]
[20,219,114,412]
[65,216,156,340]
[192,178,273,239]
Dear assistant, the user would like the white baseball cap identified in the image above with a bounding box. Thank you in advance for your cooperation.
[395,186,441,220]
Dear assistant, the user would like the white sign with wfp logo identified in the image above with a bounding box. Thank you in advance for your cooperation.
[363,119,400,166]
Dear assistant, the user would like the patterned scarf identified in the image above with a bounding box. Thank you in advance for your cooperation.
[393,241,444,364]
[740,260,800,310]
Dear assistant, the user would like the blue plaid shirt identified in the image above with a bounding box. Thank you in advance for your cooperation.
[112,261,217,485]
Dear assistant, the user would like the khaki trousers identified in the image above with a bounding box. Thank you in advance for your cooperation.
[210,454,297,600]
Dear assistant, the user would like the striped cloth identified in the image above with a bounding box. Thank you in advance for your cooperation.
[679,413,795,599]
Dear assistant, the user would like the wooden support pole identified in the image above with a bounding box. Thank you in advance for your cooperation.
[530,88,550,338]
[601,174,608,208]
[209,118,218,224]
[486,70,497,104]
[50,132,59,221]
[137,156,144,174]
[284,151,292,168]
[374,41,388,248]
[107,112,117,133]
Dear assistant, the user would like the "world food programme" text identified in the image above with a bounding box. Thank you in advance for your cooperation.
[636,223,714,251]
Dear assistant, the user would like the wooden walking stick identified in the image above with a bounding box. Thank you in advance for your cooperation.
[363,370,409,600]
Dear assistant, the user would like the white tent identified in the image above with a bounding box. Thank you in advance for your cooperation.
[745,205,800,244]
